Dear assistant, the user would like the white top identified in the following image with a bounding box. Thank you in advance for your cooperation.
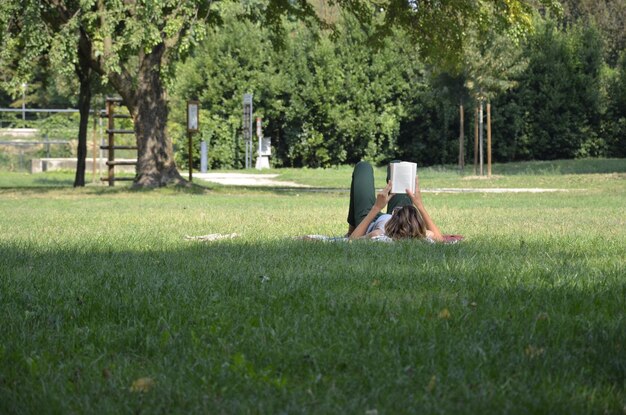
[367,214,392,235]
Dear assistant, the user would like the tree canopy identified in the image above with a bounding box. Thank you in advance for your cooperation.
[1,0,562,185]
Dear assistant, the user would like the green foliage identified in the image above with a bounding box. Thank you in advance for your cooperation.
[171,4,625,170]
[395,77,460,167]
[2,0,623,170]
[463,27,528,102]
[492,19,607,161]
[602,52,626,157]
[171,8,423,168]
[558,0,626,66]
[170,2,284,169]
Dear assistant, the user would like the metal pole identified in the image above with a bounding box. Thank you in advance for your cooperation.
[247,141,251,169]
[256,117,262,169]
[21,83,27,123]
[243,93,253,170]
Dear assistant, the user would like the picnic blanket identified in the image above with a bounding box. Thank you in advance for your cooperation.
[184,233,239,242]
[300,234,464,244]
[184,233,464,244]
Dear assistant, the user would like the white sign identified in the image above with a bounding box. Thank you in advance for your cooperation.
[187,101,199,132]
[260,137,271,156]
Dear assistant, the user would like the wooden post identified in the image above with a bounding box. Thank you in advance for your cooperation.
[459,103,465,170]
[479,101,484,176]
[474,106,478,175]
[107,100,115,187]
[92,103,97,183]
[188,132,193,182]
[487,102,492,178]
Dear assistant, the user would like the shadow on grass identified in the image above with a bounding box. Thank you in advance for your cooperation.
[1,237,624,413]
[32,176,75,186]
[0,181,218,196]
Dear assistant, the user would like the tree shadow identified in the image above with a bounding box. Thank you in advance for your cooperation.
[1,236,623,412]
[0,180,219,195]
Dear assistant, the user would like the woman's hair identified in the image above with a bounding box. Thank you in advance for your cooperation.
[384,205,427,239]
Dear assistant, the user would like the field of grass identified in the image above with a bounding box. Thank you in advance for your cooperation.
[0,159,624,413]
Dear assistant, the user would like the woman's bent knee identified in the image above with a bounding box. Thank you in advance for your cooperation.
[353,161,373,175]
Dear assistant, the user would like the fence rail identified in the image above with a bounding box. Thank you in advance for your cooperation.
[0,108,91,113]
[0,140,70,145]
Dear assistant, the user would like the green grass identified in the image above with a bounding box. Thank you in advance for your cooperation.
[0,159,625,413]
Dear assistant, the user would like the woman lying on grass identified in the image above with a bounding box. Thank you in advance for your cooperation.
[346,161,444,242]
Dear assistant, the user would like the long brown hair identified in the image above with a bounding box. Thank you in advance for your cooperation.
[384,205,427,239]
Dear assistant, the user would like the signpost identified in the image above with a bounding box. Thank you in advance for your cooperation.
[187,100,199,182]
[243,93,253,169]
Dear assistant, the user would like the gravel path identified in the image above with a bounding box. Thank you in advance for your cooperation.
[194,172,569,193]
[194,173,311,188]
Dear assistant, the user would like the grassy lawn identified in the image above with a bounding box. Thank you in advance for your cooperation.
[0,159,624,413]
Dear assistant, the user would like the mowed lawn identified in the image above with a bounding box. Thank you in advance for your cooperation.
[0,160,624,414]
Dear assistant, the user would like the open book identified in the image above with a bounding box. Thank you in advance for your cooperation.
[390,161,417,194]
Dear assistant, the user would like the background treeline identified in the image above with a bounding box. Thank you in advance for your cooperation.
[2,0,625,169]
[168,0,626,168]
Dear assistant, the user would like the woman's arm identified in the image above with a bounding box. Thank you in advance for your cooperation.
[349,182,393,240]
[406,176,444,242]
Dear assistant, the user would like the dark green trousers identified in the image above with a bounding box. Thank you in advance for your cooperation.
[347,161,413,227]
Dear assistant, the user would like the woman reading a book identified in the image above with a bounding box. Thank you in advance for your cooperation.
[346,161,444,242]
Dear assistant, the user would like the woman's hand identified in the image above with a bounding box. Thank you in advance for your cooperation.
[406,175,423,206]
[374,181,393,210]
[406,175,443,241]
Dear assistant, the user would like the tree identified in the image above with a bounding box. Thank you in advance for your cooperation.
[463,25,528,174]
[489,19,605,161]
[603,51,626,157]
[558,0,626,66]
[1,0,215,186]
[73,30,95,187]
[1,0,560,185]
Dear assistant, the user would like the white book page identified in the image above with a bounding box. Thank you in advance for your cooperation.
[390,162,416,194]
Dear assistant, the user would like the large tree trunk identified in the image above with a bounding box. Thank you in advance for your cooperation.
[129,44,185,188]
[73,34,92,188]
